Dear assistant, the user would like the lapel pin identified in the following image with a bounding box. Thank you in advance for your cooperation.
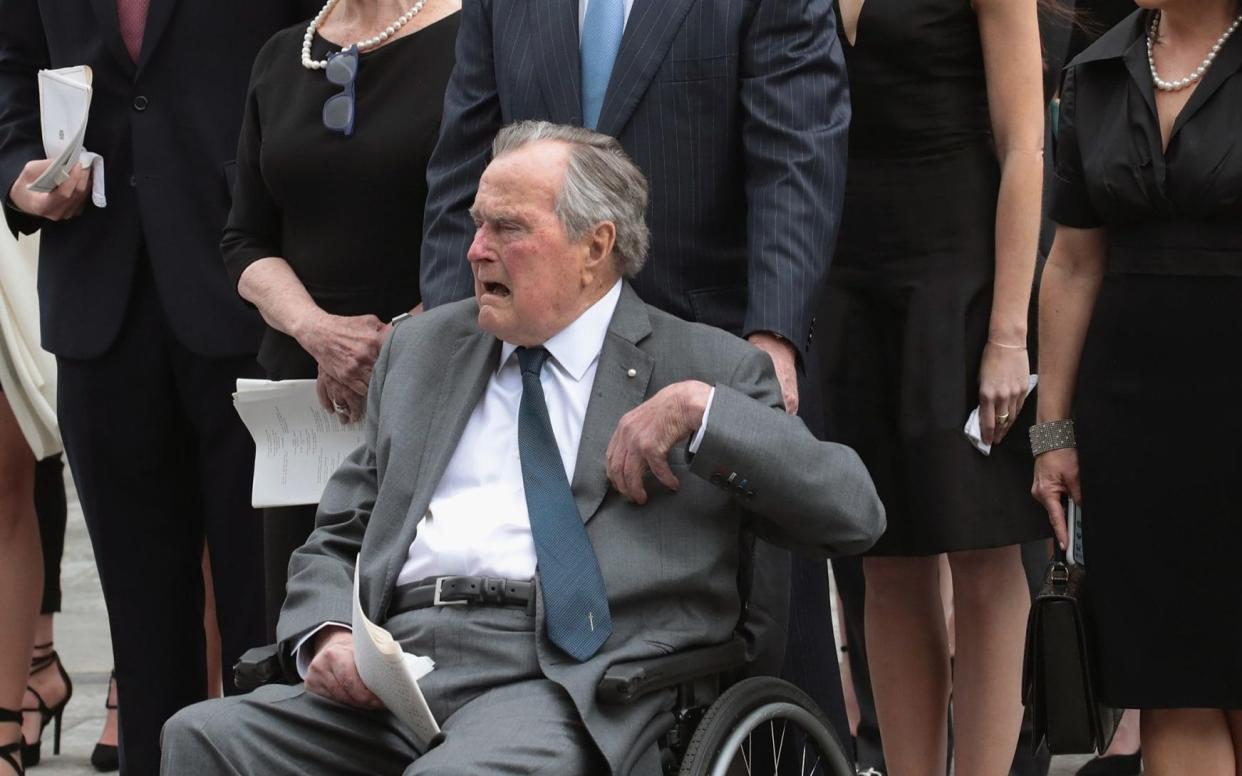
[626,368,637,378]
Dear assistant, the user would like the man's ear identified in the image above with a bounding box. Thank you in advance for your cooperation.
[585,221,617,271]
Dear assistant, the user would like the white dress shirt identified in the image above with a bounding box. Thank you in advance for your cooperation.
[578,0,635,39]
[397,281,623,584]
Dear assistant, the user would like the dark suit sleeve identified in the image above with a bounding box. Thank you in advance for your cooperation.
[220,44,284,292]
[419,0,500,308]
[0,0,51,237]
[738,0,850,350]
[690,347,885,557]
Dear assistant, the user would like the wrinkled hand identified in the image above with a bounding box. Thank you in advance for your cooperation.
[7,158,91,220]
[1031,447,1081,551]
[299,313,387,396]
[747,333,798,415]
[978,342,1030,445]
[315,368,364,424]
[304,627,384,710]
[606,380,711,504]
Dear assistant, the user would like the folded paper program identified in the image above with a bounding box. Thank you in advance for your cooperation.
[28,66,107,207]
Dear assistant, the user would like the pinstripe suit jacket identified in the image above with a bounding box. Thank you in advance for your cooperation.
[420,0,850,352]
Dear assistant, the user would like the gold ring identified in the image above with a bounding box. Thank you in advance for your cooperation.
[997,411,1011,426]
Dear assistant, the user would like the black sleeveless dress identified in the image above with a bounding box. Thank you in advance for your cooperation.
[1051,11,1242,708]
[818,0,1049,555]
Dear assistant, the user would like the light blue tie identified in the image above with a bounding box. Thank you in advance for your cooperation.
[580,0,624,130]
[516,347,613,661]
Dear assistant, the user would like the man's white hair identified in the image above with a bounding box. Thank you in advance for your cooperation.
[491,121,650,277]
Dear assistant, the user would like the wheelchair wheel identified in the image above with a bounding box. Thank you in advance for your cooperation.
[677,677,854,776]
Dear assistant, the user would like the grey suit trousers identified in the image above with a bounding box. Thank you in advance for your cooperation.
[160,607,605,775]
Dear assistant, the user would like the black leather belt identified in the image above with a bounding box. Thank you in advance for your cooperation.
[388,576,535,616]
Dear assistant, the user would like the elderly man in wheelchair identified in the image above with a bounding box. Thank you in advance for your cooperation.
[161,122,885,776]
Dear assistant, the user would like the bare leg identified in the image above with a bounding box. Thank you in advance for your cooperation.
[1142,708,1234,776]
[1226,710,1242,774]
[864,555,950,776]
[0,394,41,773]
[945,545,1030,776]
[1101,709,1140,756]
[203,544,223,699]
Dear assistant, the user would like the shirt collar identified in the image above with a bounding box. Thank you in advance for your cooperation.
[498,280,623,381]
[1068,10,1147,67]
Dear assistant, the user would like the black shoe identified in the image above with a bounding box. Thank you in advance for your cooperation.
[1,708,25,775]
[90,672,119,772]
[1075,751,1142,776]
[22,644,73,768]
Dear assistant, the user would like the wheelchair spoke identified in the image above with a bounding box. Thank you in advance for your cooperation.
[771,719,788,772]
[742,729,753,774]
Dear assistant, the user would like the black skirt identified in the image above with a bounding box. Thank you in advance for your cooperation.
[1077,272,1242,709]
[819,144,1049,555]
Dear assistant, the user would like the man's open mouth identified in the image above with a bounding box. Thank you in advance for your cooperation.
[482,281,511,298]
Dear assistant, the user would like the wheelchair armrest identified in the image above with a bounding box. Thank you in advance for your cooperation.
[234,643,289,693]
[597,637,748,705]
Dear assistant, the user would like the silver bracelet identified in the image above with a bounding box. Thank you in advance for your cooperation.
[1029,419,1076,457]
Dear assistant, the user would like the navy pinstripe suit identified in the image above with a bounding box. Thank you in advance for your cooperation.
[420,0,850,353]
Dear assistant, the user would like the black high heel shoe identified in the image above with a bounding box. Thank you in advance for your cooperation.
[22,643,73,768]
[1,709,24,775]
[90,671,119,772]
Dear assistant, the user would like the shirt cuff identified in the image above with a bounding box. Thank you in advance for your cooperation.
[292,621,351,679]
[687,387,716,455]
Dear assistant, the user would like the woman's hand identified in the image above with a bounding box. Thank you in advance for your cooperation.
[315,368,364,424]
[978,342,1030,446]
[298,313,387,395]
[1032,447,1082,550]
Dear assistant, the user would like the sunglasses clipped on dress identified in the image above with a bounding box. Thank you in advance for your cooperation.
[322,44,358,136]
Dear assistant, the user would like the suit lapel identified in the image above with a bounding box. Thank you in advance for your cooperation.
[532,0,584,125]
[595,0,697,137]
[88,0,137,76]
[135,0,179,76]
[571,284,653,523]
[376,329,502,614]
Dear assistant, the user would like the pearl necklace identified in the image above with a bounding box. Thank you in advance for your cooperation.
[1147,9,1242,92]
[301,0,427,70]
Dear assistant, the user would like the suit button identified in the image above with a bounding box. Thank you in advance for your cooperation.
[133,95,149,111]
[128,174,137,187]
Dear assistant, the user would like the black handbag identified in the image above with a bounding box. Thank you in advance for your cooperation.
[1022,546,1122,754]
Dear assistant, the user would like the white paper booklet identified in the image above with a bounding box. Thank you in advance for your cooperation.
[232,379,366,507]
[352,556,441,749]
[29,67,106,205]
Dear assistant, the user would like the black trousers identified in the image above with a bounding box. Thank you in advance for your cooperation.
[56,266,265,776]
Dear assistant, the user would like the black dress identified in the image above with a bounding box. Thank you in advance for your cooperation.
[222,15,459,632]
[1050,11,1242,708]
[819,0,1049,555]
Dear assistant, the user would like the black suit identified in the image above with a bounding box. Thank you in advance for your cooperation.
[0,1,313,773]
[419,0,853,740]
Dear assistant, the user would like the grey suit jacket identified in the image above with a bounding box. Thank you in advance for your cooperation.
[278,284,883,774]
[420,0,851,353]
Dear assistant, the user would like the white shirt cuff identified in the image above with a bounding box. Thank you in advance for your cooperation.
[687,387,715,455]
[292,621,351,679]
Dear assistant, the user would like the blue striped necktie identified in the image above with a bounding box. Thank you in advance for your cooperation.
[580,0,624,130]
[516,347,613,661]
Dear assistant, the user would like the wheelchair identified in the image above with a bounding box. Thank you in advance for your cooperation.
[237,633,854,776]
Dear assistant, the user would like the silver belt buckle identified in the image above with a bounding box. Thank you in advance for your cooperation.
[433,577,467,606]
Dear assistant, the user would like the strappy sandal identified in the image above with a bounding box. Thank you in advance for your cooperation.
[90,671,119,772]
[22,642,73,768]
[0,708,24,775]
